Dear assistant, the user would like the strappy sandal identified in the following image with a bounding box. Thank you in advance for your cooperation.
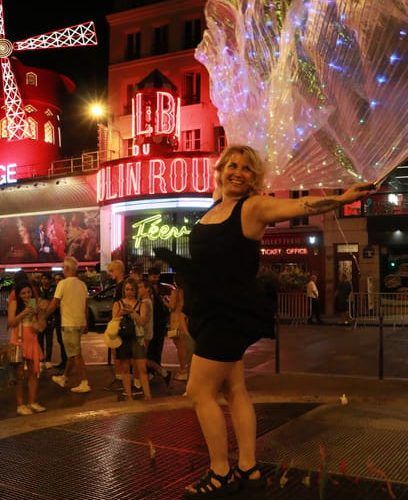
[233,464,266,490]
[183,468,238,498]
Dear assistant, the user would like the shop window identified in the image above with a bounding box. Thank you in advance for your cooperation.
[26,72,37,86]
[25,117,37,139]
[124,83,135,114]
[342,200,363,217]
[44,121,55,144]
[182,72,201,105]
[25,105,36,114]
[126,138,134,157]
[183,19,202,49]
[152,24,169,55]
[290,190,309,226]
[214,126,226,153]
[183,129,201,150]
[126,31,141,60]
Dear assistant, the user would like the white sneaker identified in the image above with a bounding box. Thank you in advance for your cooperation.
[17,405,33,416]
[52,375,67,388]
[28,402,46,413]
[133,378,142,389]
[45,362,53,369]
[71,381,91,393]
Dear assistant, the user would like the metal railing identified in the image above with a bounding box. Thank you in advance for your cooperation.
[349,292,408,327]
[277,293,311,325]
[48,150,116,178]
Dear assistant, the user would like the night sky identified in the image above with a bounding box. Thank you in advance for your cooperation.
[3,0,114,156]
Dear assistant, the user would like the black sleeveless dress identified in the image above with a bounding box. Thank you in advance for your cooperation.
[185,197,273,361]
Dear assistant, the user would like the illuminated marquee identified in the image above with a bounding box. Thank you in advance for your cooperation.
[97,156,213,203]
[132,214,190,248]
[261,247,309,256]
[0,163,17,185]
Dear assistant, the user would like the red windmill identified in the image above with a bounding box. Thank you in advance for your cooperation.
[0,1,97,181]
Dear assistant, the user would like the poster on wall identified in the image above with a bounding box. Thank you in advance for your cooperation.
[0,210,100,264]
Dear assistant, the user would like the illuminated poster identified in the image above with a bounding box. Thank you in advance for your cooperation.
[0,210,100,264]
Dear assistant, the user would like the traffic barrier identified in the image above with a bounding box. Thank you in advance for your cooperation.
[277,293,311,325]
[349,292,408,328]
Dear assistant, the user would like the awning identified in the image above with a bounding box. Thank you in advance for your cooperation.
[0,174,98,216]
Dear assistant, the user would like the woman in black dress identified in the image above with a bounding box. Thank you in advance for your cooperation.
[159,145,373,498]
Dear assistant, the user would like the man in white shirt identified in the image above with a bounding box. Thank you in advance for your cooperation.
[46,256,91,392]
[306,274,322,324]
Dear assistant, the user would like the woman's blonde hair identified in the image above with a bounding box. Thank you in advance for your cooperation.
[214,145,265,196]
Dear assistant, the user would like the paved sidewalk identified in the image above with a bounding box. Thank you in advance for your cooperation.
[1,319,408,498]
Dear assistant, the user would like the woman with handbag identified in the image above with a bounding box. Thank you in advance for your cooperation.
[8,281,45,416]
[112,278,151,401]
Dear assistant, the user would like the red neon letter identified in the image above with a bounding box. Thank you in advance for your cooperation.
[155,91,175,135]
[149,159,167,194]
[170,158,187,192]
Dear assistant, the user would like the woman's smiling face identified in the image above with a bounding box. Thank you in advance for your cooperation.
[221,153,254,197]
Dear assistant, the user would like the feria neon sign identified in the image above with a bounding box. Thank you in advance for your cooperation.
[132,214,190,248]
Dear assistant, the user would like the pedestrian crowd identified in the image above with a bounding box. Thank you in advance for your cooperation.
[5,257,194,416]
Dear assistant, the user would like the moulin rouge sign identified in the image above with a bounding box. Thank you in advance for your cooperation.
[97,88,215,203]
[97,155,214,202]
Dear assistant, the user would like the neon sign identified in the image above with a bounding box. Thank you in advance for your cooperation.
[132,214,190,248]
[97,156,213,203]
[261,247,309,256]
[0,163,17,185]
[132,90,181,155]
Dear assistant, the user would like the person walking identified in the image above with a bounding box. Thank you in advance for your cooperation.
[146,267,170,381]
[105,260,126,391]
[112,278,151,401]
[168,274,191,381]
[52,272,67,370]
[336,273,353,325]
[37,272,54,369]
[8,281,45,415]
[306,274,322,324]
[46,256,91,393]
[156,144,373,498]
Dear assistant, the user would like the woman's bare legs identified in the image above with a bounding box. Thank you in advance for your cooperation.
[26,360,38,405]
[134,358,151,400]
[186,355,235,478]
[224,361,260,478]
[173,335,188,373]
[15,363,25,406]
[120,360,132,400]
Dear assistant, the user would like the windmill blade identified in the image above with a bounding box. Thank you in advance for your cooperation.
[0,0,6,38]
[13,21,97,52]
[1,56,28,140]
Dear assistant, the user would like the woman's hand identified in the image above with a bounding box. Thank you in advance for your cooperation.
[340,182,375,204]
[21,306,35,318]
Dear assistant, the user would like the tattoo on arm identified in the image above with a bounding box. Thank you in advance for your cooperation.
[303,199,342,214]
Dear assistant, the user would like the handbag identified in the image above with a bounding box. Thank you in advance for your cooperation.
[7,323,24,364]
[167,328,179,338]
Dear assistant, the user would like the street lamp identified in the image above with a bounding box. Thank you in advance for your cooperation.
[88,101,108,162]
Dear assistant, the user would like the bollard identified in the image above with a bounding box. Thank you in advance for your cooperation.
[378,314,384,380]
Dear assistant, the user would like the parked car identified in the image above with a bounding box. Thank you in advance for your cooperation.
[87,285,116,328]
[87,281,176,329]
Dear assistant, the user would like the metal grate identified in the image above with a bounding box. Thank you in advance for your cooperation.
[0,404,407,499]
